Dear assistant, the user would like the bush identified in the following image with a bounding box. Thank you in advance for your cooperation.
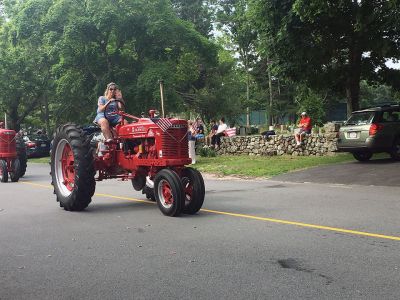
[198,146,217,157]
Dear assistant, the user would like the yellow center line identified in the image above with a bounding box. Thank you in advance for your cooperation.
[20,181,400,242]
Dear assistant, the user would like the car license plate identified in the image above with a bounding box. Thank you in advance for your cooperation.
[41,143,47,147]
[348,132,358,139]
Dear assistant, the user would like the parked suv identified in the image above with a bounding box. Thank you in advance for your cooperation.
[337,104,400,161]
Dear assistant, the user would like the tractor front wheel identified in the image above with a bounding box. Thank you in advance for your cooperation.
[51,123,95,211]
[154,169,184,217]
[182,167,205,214]
[0,160,8,183]
[16,137,27,177]
[10,158,21,182]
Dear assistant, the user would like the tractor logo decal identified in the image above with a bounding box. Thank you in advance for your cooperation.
[148,129,154,137]
[132,126,146,133]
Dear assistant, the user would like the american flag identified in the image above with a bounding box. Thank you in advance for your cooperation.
[225,127,237,137]
[151,118,173,132]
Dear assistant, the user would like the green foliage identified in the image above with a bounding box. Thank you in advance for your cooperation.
[295,85,326,126]
[359,81,400,109]
[0,0,223,131]
[198,146,217,157]
[171,0,213,37]
[3,0,398,133]
[251,0,400,113]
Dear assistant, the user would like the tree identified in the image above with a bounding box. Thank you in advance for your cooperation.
[0,0,54,132]
[251,0,400,116]
[359,80,400,108]
[171,0,213,37]
[216,0,258,125]
[0,0,220,130]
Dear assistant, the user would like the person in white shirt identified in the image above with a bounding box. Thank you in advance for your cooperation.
[211,117,227,149]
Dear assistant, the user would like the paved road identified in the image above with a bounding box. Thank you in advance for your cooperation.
[274,157,400,186]
[1,163,400,299]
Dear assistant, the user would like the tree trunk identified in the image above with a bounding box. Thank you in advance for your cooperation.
[345,46,362,118]
[8,106,20,132]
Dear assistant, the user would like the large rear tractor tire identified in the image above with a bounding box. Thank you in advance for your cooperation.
[352,151,372,162]
[10,158,21,182]
[0,160,8,183]
[154,169,184,217]
[181,167,205,214]
[16,137,27,177]
[51,123,96,211]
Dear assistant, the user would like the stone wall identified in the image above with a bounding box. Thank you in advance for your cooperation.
[216,123,340,156]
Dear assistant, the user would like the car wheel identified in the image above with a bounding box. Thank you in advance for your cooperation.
[352,151,372,162]
[389,137,400,161]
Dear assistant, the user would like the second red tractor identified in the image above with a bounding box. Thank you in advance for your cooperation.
[0,123,26,183]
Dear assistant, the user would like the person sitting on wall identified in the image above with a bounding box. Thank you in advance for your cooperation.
[206,120,218,145]
[211,117,228,149]
[194,117,205,140]
[294,112,312,146]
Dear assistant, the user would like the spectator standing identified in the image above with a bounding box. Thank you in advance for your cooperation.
[294,112,312,146]
[211,117,228,149]
[188,120,196,164]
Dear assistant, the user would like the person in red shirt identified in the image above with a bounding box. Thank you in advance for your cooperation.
[294,112,312,146]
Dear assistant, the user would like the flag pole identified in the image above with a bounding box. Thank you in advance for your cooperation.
[159,80,165,118]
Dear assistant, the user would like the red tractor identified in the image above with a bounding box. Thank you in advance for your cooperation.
[0,122,22,183]
[50,102,205,216]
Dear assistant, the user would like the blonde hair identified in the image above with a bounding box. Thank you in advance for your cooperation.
[104,82,117,99]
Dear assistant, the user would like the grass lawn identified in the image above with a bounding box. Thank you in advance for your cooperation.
[192,153,356,178]
[28,153,360,178]
[29,157,50,164]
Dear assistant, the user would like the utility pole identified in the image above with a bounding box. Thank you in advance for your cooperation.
[267,58,273,127]
[43,95,50,138]
[245,56,250,129]
[159,80,165,118]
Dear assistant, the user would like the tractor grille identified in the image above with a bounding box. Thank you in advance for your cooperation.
[161,127,189,158]
[0,130,16,155]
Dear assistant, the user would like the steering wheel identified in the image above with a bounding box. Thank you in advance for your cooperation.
[104,99,126,124]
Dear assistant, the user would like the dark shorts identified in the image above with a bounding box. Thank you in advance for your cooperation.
[301,129,311,134]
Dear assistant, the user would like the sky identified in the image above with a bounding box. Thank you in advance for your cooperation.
[386,60,400,70]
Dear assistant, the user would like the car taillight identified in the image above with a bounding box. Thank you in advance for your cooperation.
[369,123,384,136]
[27,142,36,148]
